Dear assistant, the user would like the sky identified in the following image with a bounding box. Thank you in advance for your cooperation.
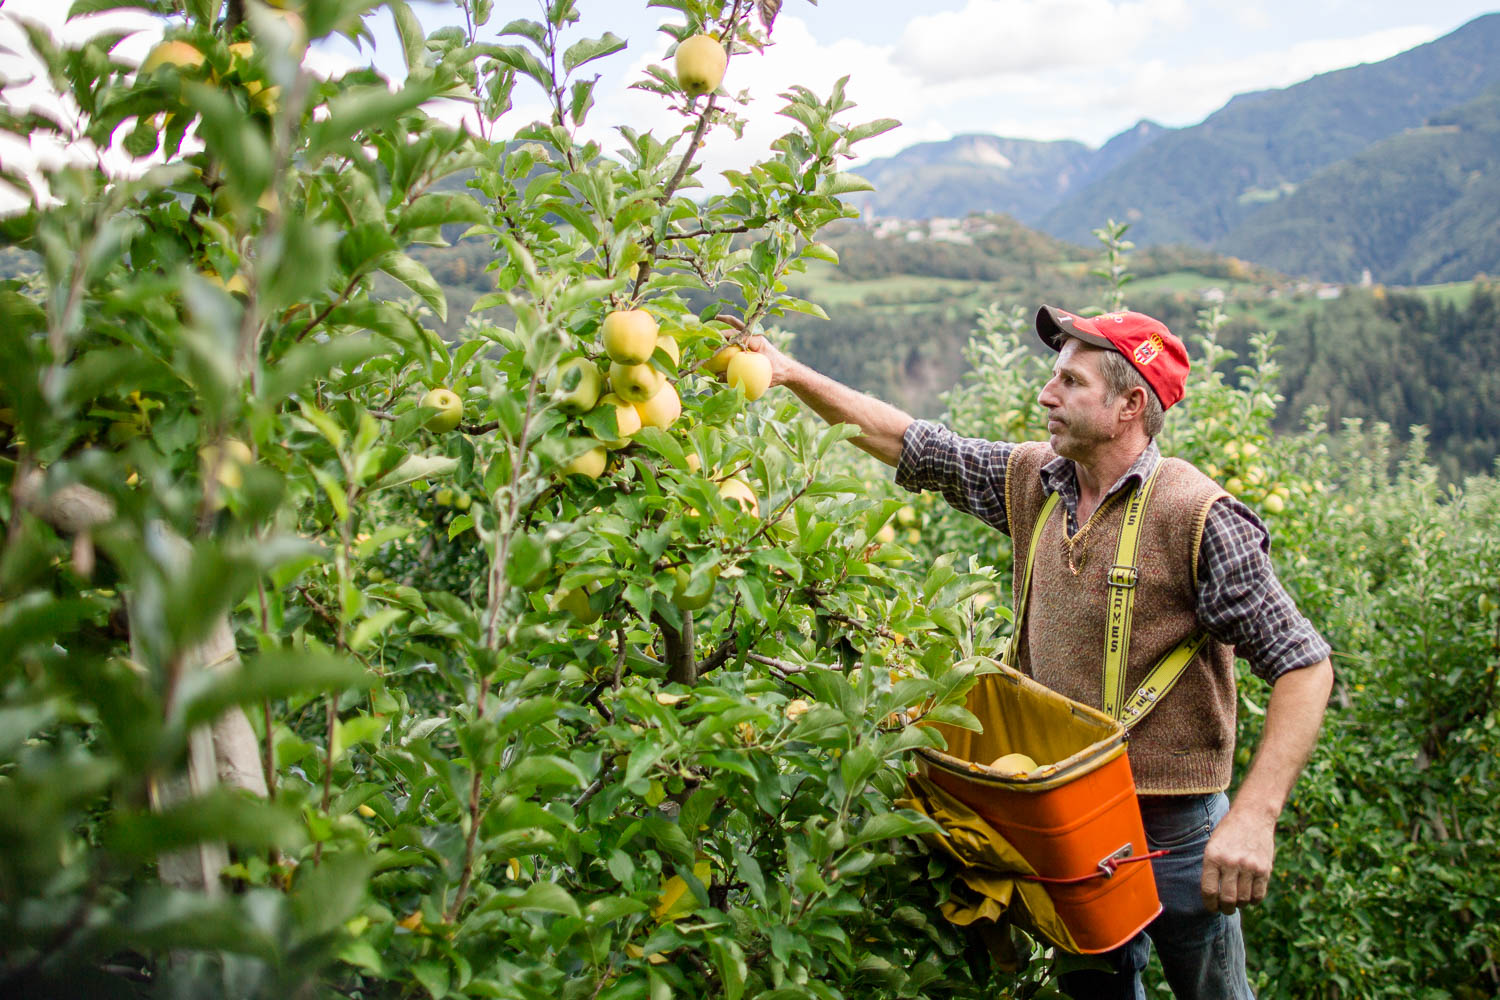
[1,0,1497,203]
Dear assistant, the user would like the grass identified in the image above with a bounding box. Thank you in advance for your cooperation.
[1403,280,1475,307]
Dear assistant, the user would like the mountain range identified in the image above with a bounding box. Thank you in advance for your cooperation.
[847,13,1500,284]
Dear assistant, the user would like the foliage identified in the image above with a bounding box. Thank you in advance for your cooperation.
[0,1,1024,996]
[4,4,1498,999]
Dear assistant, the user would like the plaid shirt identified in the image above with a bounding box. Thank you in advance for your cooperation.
[896,420,1331,684]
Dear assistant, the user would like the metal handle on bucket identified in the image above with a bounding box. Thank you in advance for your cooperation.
[1021,844,1170,885]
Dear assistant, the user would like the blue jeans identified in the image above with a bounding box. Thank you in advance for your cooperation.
[1058,792,1255,1000]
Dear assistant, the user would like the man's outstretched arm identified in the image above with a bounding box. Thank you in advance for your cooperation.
[743,335,913,466]
[1200,656,1334,915]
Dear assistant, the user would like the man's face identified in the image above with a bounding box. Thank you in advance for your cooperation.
[1037,340,1124,460]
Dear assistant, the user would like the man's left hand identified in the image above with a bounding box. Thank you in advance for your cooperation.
[1199,808,1276,915]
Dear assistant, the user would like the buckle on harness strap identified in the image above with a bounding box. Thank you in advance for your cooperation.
[1107,564,1138,588]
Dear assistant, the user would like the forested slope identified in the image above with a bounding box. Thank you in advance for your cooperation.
[1218,86,1500,283]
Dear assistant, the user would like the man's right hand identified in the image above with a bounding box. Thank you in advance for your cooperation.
[726,330,914,467]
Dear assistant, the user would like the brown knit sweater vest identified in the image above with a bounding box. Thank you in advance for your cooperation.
[1005,442,1236,794]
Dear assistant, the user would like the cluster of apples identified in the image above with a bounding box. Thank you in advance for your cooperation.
[551,309,773,481]
[550,309,683,479]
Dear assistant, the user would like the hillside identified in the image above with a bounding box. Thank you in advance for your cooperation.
[844,134,1093,223]
[1038,15,1500,248]
[844,124,1169,223]
[1038,13,1500,248]
[1218,85,1500,283]
[760,218,1500,478]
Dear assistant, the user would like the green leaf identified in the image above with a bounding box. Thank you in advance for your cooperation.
[173,648,370,732]
[918,703,980,730]
[492,44,552,89]
[350,608,408,652]
[498,18,547,47]
[847,810,942,849]
[307,82,440,161]
[734,846,767,907]
[332,713,389,758]
[816,172,875,197]
[387,0,428,72]
[710,938,747,1000]
[399,192,488,233]
[562,32,626,74]
[67,0,154,14]
[800,241,839,264]
[263,335,384,406]
[508,755,586,791]
[751,546,802,582]
[844,117,901,145]
[312,466,350,521]
[839,744,881,796]
[494,881,580,917]
[109,789,307,857]
[374,454,460,491]
[377,250,448,322]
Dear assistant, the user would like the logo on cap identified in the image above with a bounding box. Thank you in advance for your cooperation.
[1133,332,1165,366]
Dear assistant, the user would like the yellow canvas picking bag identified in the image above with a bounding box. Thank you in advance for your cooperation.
[904,663,1162,954]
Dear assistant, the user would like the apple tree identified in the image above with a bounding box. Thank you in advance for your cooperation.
[0,0,1040,996]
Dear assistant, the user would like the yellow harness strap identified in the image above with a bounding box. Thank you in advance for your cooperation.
[1002,491,1059,672]
[1008,467,1204,729]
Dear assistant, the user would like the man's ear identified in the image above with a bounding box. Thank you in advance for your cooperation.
[1118,386,1149,424]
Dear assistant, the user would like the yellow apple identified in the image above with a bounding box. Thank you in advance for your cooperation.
[199,438,253,489]
[726,350,772,400]
[655,335,681,368]
[552,585,599,624]
[228,40,256,66]
[205,270,249,296]
[595,393,642,449]
[717,477,759,517]
[706,344,741,375]
[675,33,727,97]
[1262,493,1285,514]
[551,356,604,414]
[989,752,1038,776]
[420,387,463,433]
[634,381,682,430]
[143,39,206,73]
[671,565,719,611]
[563,445,608,479]
[602,309,658,365]
[246,80,281,114]
[608,361,666,404]
[875,523,896,544]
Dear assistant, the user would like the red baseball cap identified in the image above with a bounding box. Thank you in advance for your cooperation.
[1035,305,1190,409]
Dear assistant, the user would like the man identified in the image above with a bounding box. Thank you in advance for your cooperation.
[741,306,1334,999]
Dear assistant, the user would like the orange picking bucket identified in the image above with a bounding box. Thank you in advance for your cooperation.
[912,661,1161,954]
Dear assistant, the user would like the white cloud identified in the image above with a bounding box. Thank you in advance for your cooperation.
[1087,25,1439,129]
[893,0,1191,82]
[550,16,953,191]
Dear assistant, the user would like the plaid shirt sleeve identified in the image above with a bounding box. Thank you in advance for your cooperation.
[894,420,1015,536]
[1196,496,1332,684]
